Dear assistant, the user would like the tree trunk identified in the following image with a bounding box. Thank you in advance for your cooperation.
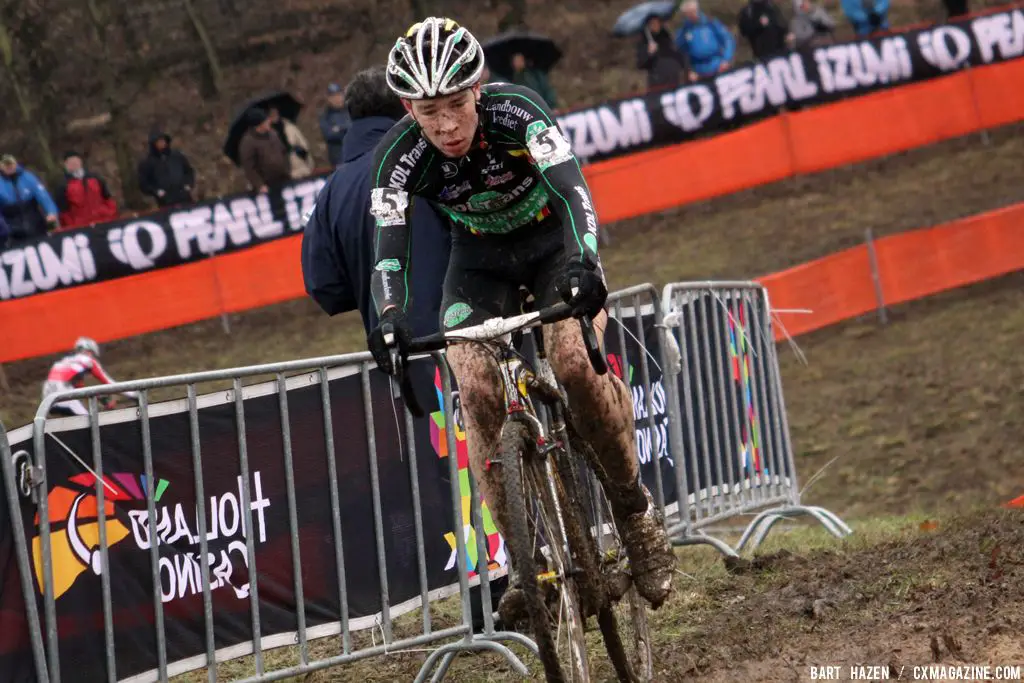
[0,17,59,180]
[85,0,145,209]
[498,0,528,32]
[182,0,224,98]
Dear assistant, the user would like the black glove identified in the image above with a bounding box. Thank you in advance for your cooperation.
[556,258,607,318]
[367,308,412,375]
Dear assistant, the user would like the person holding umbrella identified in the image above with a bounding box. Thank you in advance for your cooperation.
[268,105,315,179]
[636,13,690,90]
[482,31,561,109]
[237,107,291,194]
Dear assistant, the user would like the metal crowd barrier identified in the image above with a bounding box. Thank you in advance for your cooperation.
[15,352,535,683]
[4,280,854,682]
[660,282,851,554]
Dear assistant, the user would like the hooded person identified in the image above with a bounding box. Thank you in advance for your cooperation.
[737,0,790,59]
[0,153,59,244]
[56,151,118,228]
[136,130,196,207]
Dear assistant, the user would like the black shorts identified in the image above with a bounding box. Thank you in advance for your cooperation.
[440,217,566,331]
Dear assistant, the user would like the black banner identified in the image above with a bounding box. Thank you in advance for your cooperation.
[3,10,1022,303]
[555,8,1024,163]
[0,296,792,681]
[0,177,325,301]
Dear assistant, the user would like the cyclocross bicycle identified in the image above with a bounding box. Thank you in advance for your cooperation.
[388,299,654,683]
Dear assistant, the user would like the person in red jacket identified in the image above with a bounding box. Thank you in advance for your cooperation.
[56,151,118,229]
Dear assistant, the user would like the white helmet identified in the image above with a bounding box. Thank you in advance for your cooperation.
[386,17,485,100]
[74,336,100,357]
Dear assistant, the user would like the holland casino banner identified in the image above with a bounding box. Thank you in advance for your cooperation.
[558,7,1024,162]
[0,294,791,682]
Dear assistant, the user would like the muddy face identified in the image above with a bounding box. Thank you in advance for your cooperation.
[407,86,481,158]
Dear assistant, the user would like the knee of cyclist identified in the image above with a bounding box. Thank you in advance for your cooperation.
[549,343,593,392]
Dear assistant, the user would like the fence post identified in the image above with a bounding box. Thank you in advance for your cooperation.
[206,250,232,335]
[963,62,991,147]
[865,228,888,325]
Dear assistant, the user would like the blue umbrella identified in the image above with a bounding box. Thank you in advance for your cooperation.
[613,1,679,37]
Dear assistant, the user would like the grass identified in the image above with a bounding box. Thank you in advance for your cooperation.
[166,507,1023,681]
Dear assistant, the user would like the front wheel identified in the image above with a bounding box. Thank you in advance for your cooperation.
[499,420,590,682]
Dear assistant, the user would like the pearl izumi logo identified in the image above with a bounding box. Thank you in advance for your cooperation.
[0,234,97,300]
[108,221,168,271]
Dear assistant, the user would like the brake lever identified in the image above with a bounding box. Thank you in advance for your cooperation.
[383,325,426,419]
[569,279,608,375]
[579,316,608,375]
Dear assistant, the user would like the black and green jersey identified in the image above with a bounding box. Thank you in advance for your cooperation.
[368,83,600,314]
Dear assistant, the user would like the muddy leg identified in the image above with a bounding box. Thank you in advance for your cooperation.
[546,312,645,514]
[445,343,513,535]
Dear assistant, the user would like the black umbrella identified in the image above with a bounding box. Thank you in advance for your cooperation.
[482,32,562,78]
[612,1,679,37]
[222,91,303,166]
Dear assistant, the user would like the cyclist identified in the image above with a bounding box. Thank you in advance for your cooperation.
[366,17,675,611]
[42,337,137,417]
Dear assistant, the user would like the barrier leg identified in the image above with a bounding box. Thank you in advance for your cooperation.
[734,506,852,555]
[671,531,739,558]
[414,639,530,683]
[1,425,50,683]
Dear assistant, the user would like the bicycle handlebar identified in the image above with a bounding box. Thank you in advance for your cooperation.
[386,301,608,418]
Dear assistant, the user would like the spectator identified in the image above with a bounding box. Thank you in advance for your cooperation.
[319,82,352,167]
[0,212,9,249]
[0,154,59,245]
[268,106,314,179]
[841,0,889,36]
[137,131,195,208]
[738,0,792,59]
[790,0,836,49]
[506,53,559,109]
[636,15,690,90]
[238,107,291,193]
[675,0,736,80]
[56,152,118,229]
[301,66,451,337]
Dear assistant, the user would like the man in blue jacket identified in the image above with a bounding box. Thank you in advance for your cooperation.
[675,0,737,79]
[302,66,451,338]
[0,212,9,249]
[0,154,59,245]
[840,0,889,36]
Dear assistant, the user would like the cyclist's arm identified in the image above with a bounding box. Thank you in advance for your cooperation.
[87,359,139,399]
[368,121,422,316]
[491,84,601,268]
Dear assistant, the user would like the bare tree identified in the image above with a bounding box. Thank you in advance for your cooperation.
[0,10,58,179]
[85,0,144,208]
[498,0,528,32]
[182,0,224,97]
